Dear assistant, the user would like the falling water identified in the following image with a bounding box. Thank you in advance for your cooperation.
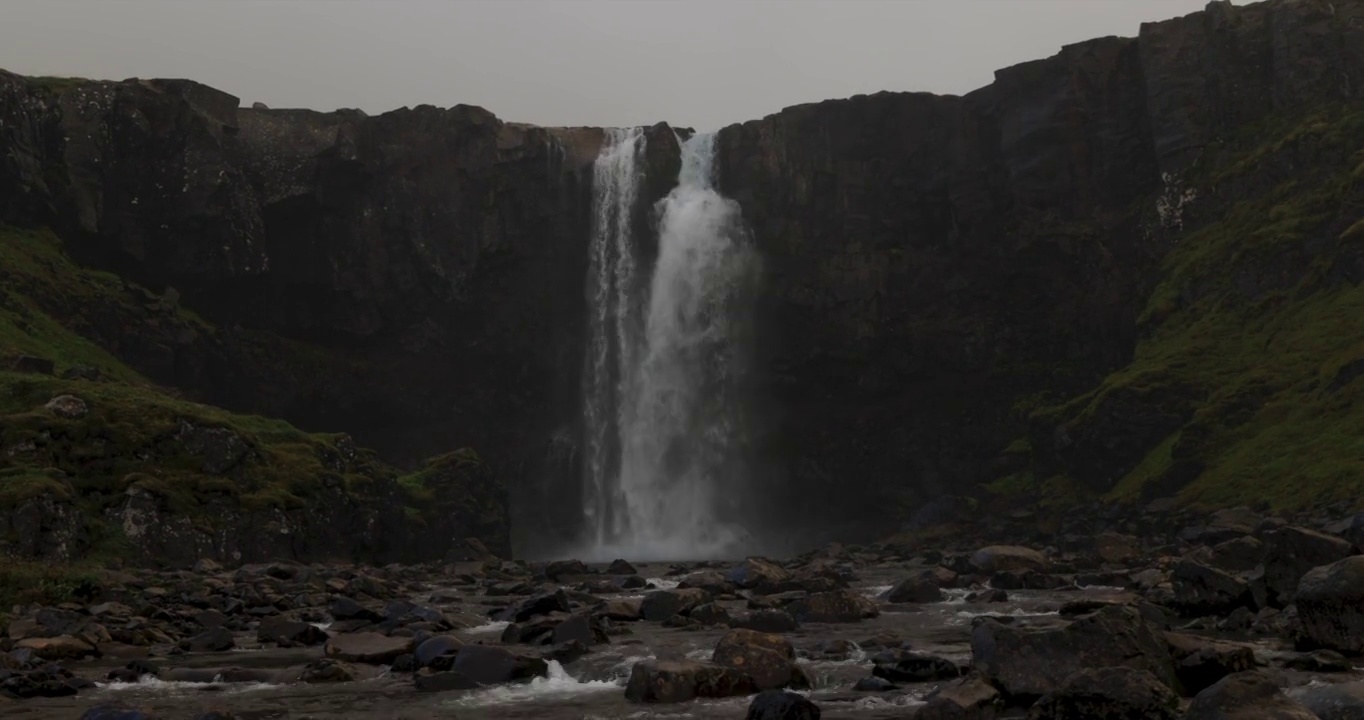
[582,127,645,548]
[580,130,759,561]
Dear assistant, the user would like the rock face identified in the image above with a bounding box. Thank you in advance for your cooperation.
[1294,556,1364,654]
[970,606,1177,701]
[2,0,1363,550]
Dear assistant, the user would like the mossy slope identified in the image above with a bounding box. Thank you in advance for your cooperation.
[1013,106,1364,512]
[0,225,504,563]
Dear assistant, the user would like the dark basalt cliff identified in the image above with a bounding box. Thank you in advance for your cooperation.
[1,0,1361,559]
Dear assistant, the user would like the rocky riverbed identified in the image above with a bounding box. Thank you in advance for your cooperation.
[5,507,1364,719]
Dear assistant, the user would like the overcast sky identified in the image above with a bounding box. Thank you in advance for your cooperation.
[3,0,1212,130]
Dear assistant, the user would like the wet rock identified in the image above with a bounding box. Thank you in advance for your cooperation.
[731,609,800,633]
[917,675,1003,720]
[853,676,898,692]
[871,650,961,682]
[680,570,734,595]
[746,689,821,719]
[298,658,356,683]
[391,654,417,673]
[600,598,643,621]
[690,603,732,627]
[622,575,648,589]
[79,706,156,720]
[971,605,1177,702]
[885,571,943,603]
[968,589,1010,604]
[1260,526,1354,608]
[970,546,1049,574]
[499,589,573,622]
[1184,671,1317,720]
[1282,649,1352,673]
[1163,631,1255,694]
[641,588,711,621]
[501,616,558,644]
[181,627,235,653]
[323,632,415,665]
[623,659,756,703]
[728,558,794,593]
[14,636,97,661]
[1294,555,1364,654]
[328,597,382,623]
[544,559,589,581]
[1171,558,1252,615]
[256,617,328,647]
[552,612,608,646]
[451,644,548,684]
[543,639,590,665]
[607,559,638,575]
[44,395,89,419]
[1202,536,1265,574]
[1028,666,1178,720]
[990,570,1069,591]
[788,590,879,623]
[415,668,481,692]
[1291,679,1364,720]
[713,629,810,692]
[414,635,463,668]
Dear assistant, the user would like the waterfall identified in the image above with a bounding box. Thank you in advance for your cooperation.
[579,130,759,561]
[582,127,645,548]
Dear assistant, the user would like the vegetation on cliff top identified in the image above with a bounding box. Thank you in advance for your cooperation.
[1001,105,1364,512]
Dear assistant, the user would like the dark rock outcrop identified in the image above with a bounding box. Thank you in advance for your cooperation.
[1294,555,1364,654]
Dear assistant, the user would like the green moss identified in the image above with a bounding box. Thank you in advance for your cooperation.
[1038,104,1364,511]
[0,559,101,619]
[23,75,91,94]
[0,467,73,508]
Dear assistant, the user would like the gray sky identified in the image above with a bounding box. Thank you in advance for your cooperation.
[4,0,1212,130]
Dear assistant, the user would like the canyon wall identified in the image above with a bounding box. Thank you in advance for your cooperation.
[1,0,1361,556]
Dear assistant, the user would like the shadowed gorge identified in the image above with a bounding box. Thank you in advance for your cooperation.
[0,0,1361,560]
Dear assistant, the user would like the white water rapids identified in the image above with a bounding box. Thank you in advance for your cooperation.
[578,130,759,561]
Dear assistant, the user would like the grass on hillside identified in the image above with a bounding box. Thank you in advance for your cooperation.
[1013,106,1364,512]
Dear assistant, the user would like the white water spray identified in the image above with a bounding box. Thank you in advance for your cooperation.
[579,131,759,561]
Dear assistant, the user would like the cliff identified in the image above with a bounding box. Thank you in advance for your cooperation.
[1,0,1361,558]
[718,0,1364,535]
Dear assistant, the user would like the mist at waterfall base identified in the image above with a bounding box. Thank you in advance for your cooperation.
[570,130,768,563]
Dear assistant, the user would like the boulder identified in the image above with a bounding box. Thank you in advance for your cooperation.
[451,644,548,684]
[1294,555,1364,654]
[414,635,463,668]
[971,546,1049,574]
[551,612,608,646]
[1184,671,1317,720]
[1291,679,1364,720]
[44,395,89,419]
[1282,649,1352,673]
[713,629,809,692]
[600,598,643,621]
[1163,631,1255,694]
[746,689,821,719]
[871,650,961,682]
[607,559,638,575]
[885,571,943,603]
[1170,559,1252,615]
[787,591,878,623]
[970,605,1177,701]
[328,597,382,623]
[1260,526,1354,608]
[624,659,757,703]
[14,635,97,661]
[1028,667,1178,720]
[498,589,572,622]
[640,588,710,621]
[1205,536,1265,574]
[916,675,1002,720]
[727,558,793,593]
[690,603,732,627]
[182,627,235,653]
[323,632,415,665]
[680,571,734,595]
[544,559,589,581]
